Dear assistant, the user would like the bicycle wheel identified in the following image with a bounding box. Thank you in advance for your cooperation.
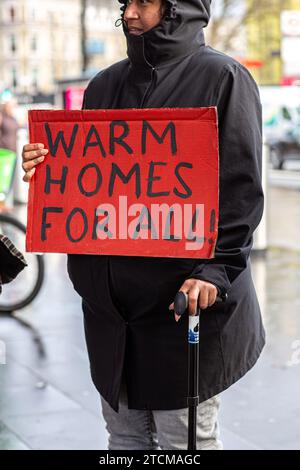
[0,213,45,312]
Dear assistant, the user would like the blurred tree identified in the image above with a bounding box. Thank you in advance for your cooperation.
[81,0,88,72]
[207,0,266,53]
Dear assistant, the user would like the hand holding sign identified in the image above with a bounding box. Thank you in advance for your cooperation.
[22,143,49,182]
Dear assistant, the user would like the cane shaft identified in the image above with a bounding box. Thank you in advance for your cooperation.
[187,311,200,450]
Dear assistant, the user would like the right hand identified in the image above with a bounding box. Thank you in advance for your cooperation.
[22,143,48,182]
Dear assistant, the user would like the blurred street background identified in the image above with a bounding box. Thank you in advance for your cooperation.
[1,0,300,450]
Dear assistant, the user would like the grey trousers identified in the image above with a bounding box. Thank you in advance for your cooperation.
[100,382,223,450]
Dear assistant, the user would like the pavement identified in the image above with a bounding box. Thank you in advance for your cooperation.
[0,179,300,450]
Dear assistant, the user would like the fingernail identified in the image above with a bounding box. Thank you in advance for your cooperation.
[38,143,44,149]
[174,313,181,322]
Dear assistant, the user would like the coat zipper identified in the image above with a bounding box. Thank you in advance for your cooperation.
[140,66,156,108]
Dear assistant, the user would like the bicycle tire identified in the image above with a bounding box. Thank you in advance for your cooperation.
[0,213,45,312]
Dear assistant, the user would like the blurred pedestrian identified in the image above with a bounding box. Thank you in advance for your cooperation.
[21,0,265,450]
[0,91,18,153]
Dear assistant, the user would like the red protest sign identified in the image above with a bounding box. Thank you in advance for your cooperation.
[26,108,219,258]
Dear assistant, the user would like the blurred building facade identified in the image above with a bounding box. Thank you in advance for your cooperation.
[0,0,82,95]
[0,0,125,97]
[206,0,300,86]
[247,0,300,85]
[84,0,126,75]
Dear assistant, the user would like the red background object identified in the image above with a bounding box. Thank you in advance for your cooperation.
[26,108,219,259]
[236,57,264,69]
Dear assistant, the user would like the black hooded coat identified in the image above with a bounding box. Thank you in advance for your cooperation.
[67,0,266,412]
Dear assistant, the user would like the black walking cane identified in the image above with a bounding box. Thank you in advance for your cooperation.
[174,290,227,451]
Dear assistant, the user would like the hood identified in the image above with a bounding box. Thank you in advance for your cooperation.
[118,0,212,68]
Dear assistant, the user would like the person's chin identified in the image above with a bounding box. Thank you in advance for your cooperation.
[128,28,144,36]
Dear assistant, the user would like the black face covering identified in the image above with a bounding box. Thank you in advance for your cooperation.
[118,0,212,67]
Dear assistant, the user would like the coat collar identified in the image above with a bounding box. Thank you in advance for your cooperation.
[126,28,206,69]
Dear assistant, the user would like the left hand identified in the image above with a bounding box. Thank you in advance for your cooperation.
[169,278,218,322]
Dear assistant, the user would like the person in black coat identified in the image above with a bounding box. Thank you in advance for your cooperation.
[22,0,265,450]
